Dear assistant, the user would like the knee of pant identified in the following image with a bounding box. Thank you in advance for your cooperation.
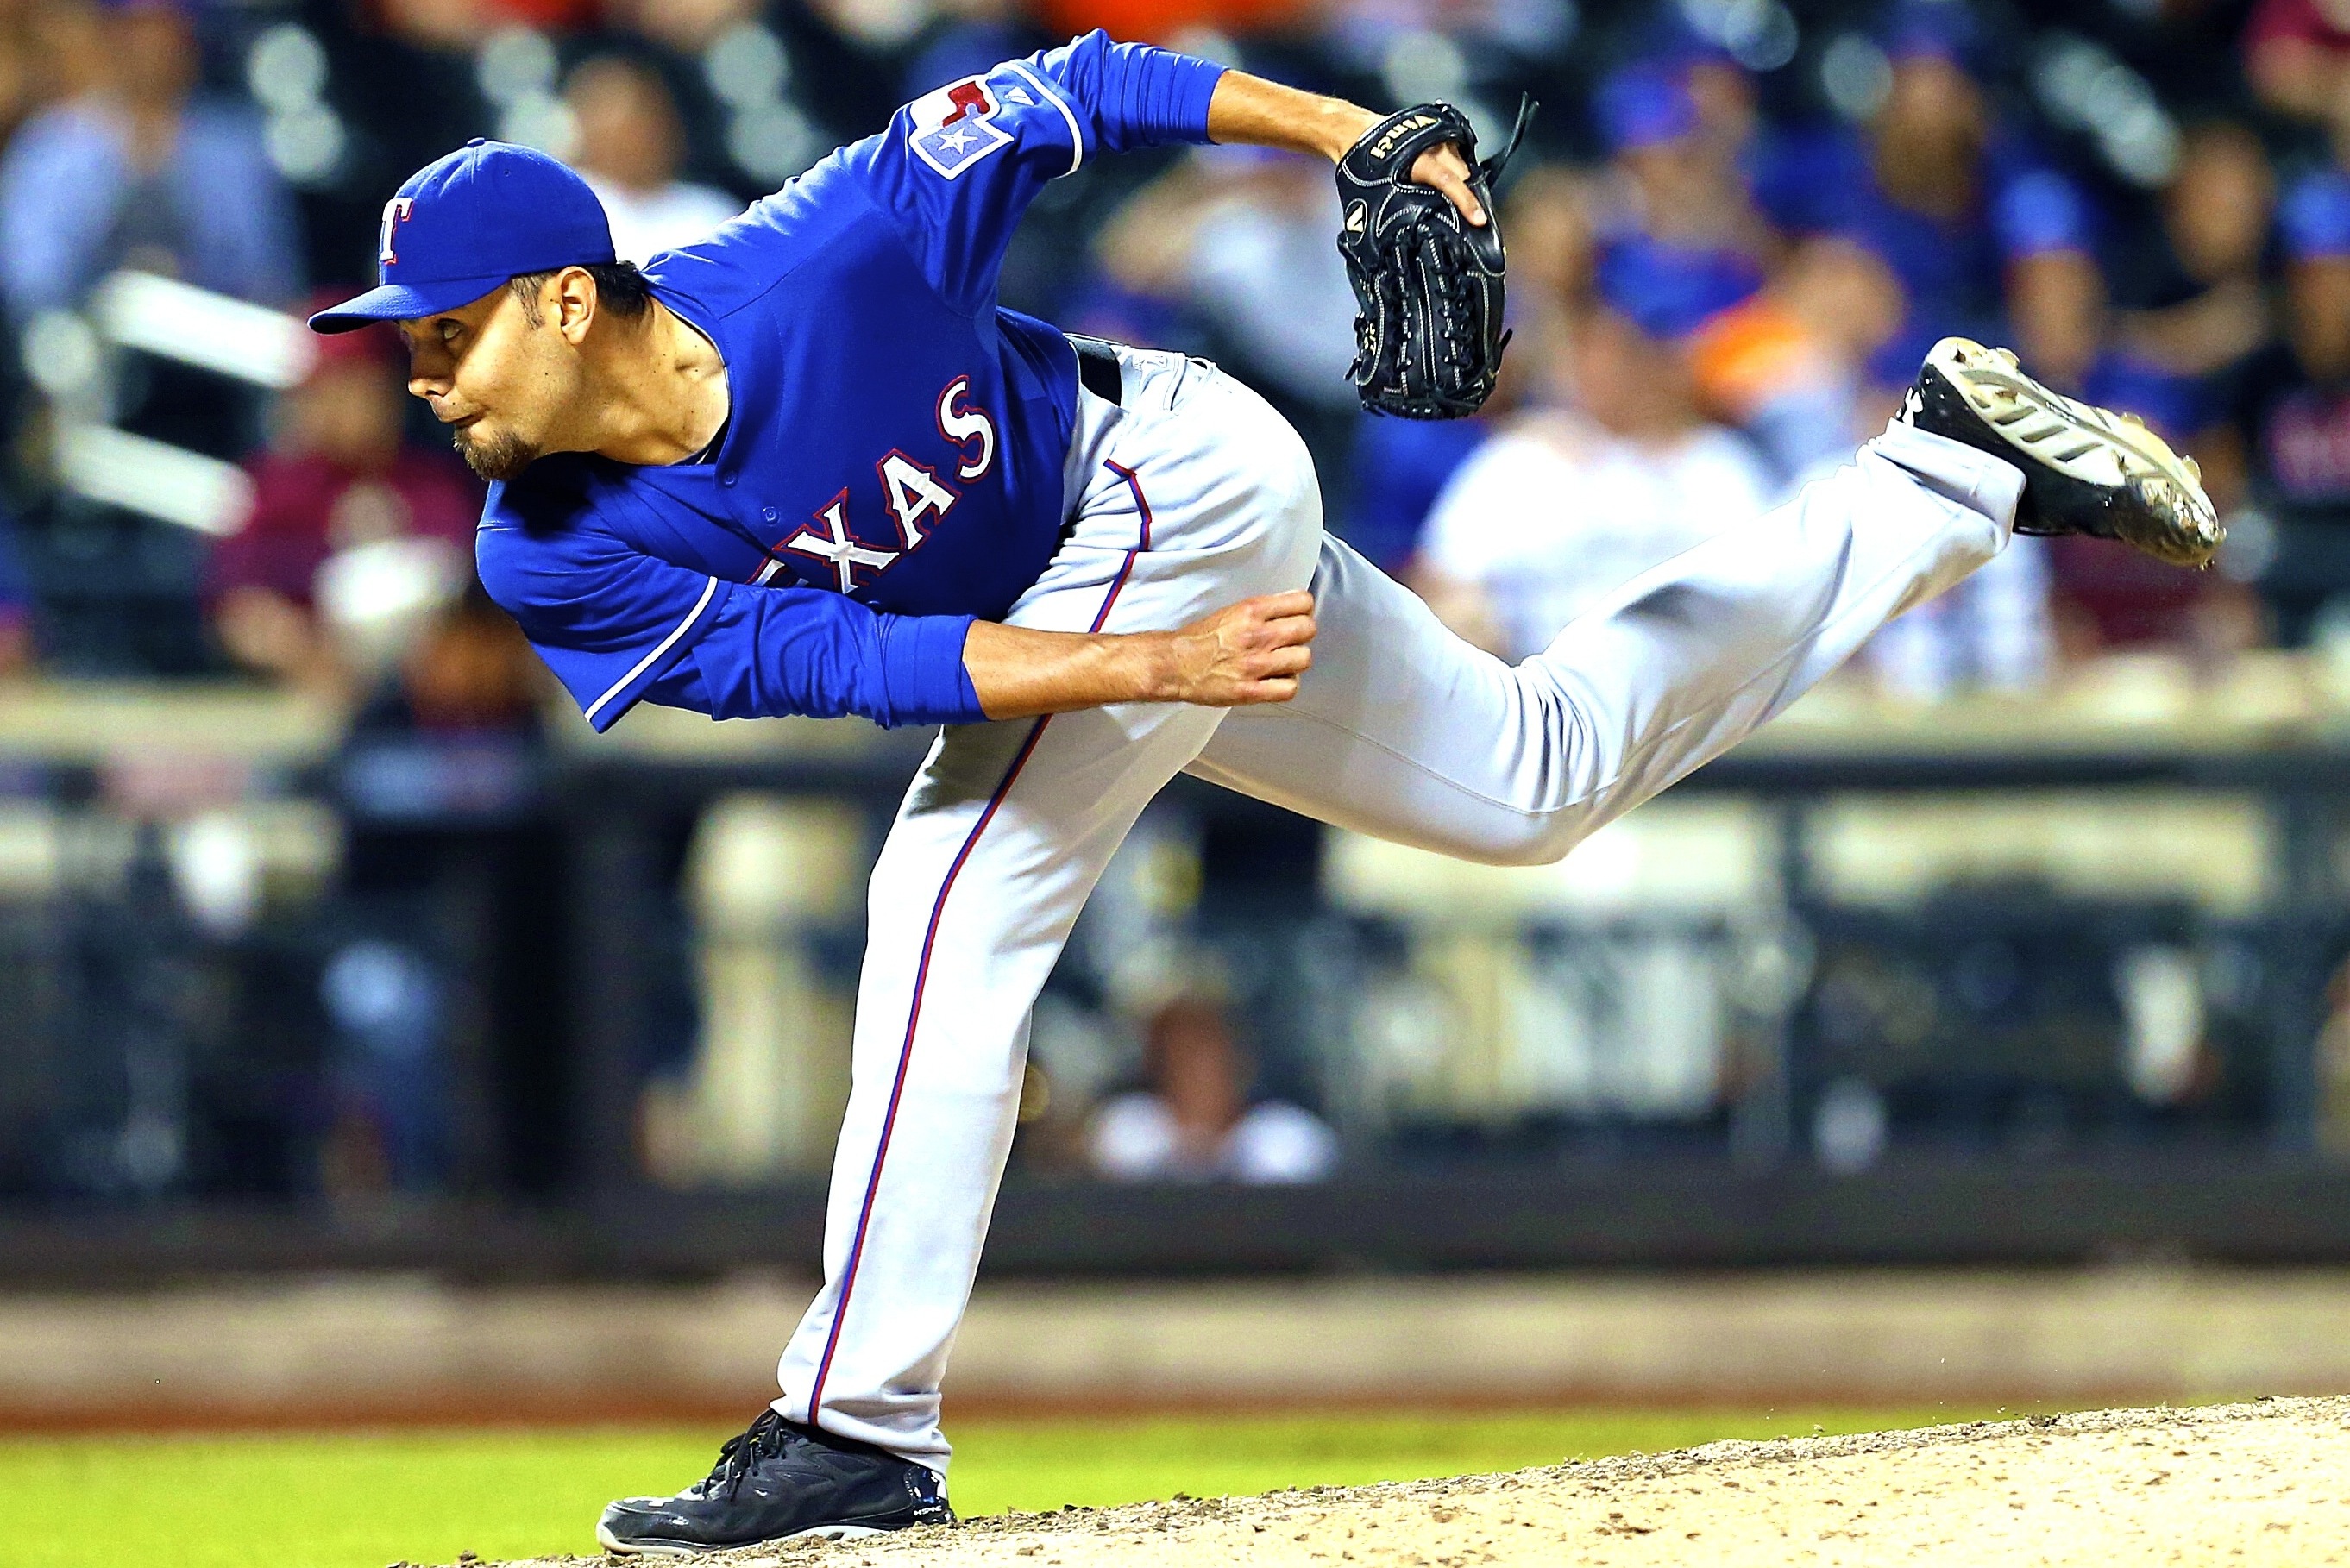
[1421,811,1592,869]
[1482,824,1587,869]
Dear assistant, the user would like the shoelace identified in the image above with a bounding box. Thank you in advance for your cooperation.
[705,1409,801,1499]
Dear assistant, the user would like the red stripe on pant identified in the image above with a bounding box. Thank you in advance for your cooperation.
[801,465,1151,1432]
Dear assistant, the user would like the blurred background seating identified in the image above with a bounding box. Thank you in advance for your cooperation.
[11,0,2350,1280]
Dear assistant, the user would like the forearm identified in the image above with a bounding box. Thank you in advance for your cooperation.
[964,621,1177,719]
[963,590,1317,721]
[1205,71,1378,161]
[1204,71,1486,224]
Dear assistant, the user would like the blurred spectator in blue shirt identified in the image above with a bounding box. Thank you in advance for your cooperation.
[0,0,298,319]
[2222,168,2350,646]
[1592,61,1770,302]
[1631,12,1762,170]
[2097,122,2275,444]
[2052,122,2272,658]
[0,506,34,675]
[1753,4,2102,392]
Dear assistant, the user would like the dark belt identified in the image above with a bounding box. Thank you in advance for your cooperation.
[1068,333,1123,406]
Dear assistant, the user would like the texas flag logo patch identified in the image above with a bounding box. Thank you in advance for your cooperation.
[908,76,1013,179]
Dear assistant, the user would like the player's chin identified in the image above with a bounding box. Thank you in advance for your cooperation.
[451,421,541,481]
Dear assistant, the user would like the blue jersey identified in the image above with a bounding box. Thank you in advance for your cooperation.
[476,33,1224,732]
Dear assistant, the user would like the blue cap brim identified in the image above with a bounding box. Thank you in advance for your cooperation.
[308,275,514,333]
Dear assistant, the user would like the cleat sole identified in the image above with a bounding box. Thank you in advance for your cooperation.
[1915,336,2224,569]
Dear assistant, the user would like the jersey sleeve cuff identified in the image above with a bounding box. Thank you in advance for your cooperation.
[876,612,985,727]
[1100,38,1225,147]
[578,575,733,733]
[1149,50,1226,145]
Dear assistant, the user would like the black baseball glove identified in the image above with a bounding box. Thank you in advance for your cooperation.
[1335,97,1532,420]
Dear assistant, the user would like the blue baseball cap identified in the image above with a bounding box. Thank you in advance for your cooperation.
[1879,0,1981,69]
[2283,170,2350,261]
[1596,235,1763,340]
[310,139,615,334]
[1595,65,1700,154]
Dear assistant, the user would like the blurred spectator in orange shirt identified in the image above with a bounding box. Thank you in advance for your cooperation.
[371,0,594,52]
[1040,0,1306,46]
[1689,236,1907,481]
[206,323,480,690]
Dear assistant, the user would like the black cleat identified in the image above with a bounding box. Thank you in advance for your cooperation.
[596,1408,952,1558]
[1899,336,2223,568]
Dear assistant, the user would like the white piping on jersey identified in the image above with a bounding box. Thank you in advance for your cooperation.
[585,574,718,726]
[1004,61,1084,177]
[752,557,786,586]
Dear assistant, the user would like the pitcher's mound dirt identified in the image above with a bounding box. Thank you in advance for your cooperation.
[486,1396,2350,1567]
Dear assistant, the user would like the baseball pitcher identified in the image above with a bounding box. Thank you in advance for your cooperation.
[307,31,2218,1553]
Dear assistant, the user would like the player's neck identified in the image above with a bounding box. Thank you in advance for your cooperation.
[574,299,730,467]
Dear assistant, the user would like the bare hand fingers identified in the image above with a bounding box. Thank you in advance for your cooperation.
[1237,674,1300,705]
[1252,643,1311,679]
[1251,590,1316,619]
[1255,612,1316,649]
[1410,145,1485,226]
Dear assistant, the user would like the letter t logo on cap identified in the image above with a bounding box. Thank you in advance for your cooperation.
[378,198,417,267]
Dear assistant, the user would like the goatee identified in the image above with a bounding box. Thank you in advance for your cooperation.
[454,423,539,481]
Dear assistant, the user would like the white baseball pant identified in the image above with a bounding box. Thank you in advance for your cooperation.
[772,343,2025,1473]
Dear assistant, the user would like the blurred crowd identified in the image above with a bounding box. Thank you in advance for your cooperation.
[0,0,2348,699]
[13,0,2348,1196]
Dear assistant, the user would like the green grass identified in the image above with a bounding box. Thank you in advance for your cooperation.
[0,1406,1999,1568]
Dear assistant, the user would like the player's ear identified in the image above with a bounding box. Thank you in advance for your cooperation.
[553,266,598,344]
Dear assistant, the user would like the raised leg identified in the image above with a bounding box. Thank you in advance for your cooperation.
[1188,419,2023,864]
